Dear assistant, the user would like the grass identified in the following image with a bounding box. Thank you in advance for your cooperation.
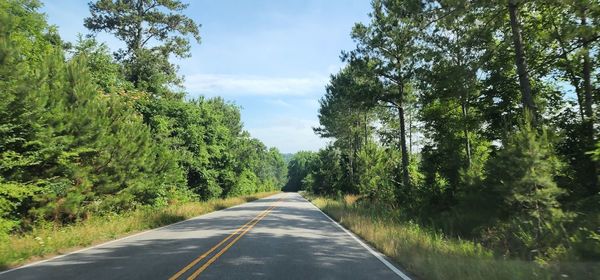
[0,191,279,270]
[305,194,599,280]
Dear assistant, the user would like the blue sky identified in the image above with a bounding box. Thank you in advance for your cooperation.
[40,0,371,153]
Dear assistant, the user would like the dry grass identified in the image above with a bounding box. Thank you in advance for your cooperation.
[0,191,278,270]
[307,194,599,280]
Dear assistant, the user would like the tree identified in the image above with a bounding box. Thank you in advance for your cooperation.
[315,66,377,189]
[308,0,600,264]
[307,147,346,196]
[542,0,599,194]
[70,36,133,93]
[354,142,398,204]
[0,0,65,228]
[85,0,201,96]
[507,0,537,120]
[284,152,318,192]
[485,121,569,259]
[415,1,492,208]
[347,0,424,188]
[0,0,290,238]
[1,11,185,224]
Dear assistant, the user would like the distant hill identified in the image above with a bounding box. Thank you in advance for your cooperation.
[282,153,295,164]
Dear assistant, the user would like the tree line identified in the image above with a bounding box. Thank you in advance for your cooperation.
[287,0,600,263]
[0,0,286,237]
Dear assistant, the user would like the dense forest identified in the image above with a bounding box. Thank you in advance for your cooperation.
[0,0,286,238]
[288,0,600,267]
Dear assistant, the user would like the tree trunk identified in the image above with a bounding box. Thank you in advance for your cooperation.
[409,107,413,155]
[349,140,355,187]
[571,74,586,122]
[461,102,472,167]
[580,9,598,192]
[508,0,537,122]
[582,52,593,121]
[581,11,594,121]
[134,0,144,52]
[398,103,410,187]
[364,113,368,146]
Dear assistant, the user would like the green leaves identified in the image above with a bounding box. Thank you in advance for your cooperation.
[84,0,201,97]
[284,151,318,192]
[309,0,600,265]
[0,0,285,236]
[483,124,570,259]
[136,96,284,201]
[85,0,200,57]
[0,181,36,235]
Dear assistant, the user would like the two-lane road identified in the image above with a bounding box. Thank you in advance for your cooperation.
[0,193,409,279]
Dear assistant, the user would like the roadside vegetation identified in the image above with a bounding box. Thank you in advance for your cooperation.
[288,0,600,279]
[307,194,599,280]
[0,0,285,269]
[0,192,277,270]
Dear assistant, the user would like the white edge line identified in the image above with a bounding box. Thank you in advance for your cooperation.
[301,195,412,280]
[0,193,283,276]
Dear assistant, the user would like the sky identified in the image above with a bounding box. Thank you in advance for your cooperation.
[40,0,372,154]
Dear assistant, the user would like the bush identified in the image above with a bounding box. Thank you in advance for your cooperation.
[355,143,397,204]
[484,122,570,260]
[229,170,259,197]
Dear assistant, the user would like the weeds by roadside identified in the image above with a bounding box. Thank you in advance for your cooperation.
[305,194,599,280]
[0,192,278,270]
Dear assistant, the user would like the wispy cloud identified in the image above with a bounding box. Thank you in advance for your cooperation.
[265,99,292,107]
[185,74,327,97]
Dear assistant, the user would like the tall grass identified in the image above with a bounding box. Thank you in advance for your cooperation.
[307,194,599,280]
[0,192,278,270]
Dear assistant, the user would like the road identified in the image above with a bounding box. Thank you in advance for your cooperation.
[0,193,409,280]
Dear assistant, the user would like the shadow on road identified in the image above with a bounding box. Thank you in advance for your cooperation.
[1,194,402,280]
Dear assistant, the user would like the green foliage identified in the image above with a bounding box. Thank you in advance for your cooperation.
[310,194,600,280]
[229,170,259,197]
[84,0,201,97]
[484,122,569,259]
[309,147,347,195]
[346,0,425,187]
[1,17,185,223]
[70,36,133,93]
[303,0,600,273]
[284,151,318,192]
[1,0,599,275]
[85,0,201,59]
[0,181,35,238]
[123,48,183,97]
[354,143,397,204]
[0,0,61,63]
[136,96,283,200]
[592,140,600,162]
[0,0,284,239]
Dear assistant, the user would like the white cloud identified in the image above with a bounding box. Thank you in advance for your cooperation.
[185,74,327,97]
[265,99,292,107]
[247,117,329,153]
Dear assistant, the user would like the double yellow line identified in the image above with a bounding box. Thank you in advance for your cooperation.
[169,196,284,280]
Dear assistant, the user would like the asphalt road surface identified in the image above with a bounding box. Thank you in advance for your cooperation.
[0,193,409,280]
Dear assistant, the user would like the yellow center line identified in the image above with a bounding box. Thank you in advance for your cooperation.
[169,196,284,280]
[186,198,282,280]
[169,206,275,280]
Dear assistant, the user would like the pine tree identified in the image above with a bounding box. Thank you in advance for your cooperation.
[485,121,569,259]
